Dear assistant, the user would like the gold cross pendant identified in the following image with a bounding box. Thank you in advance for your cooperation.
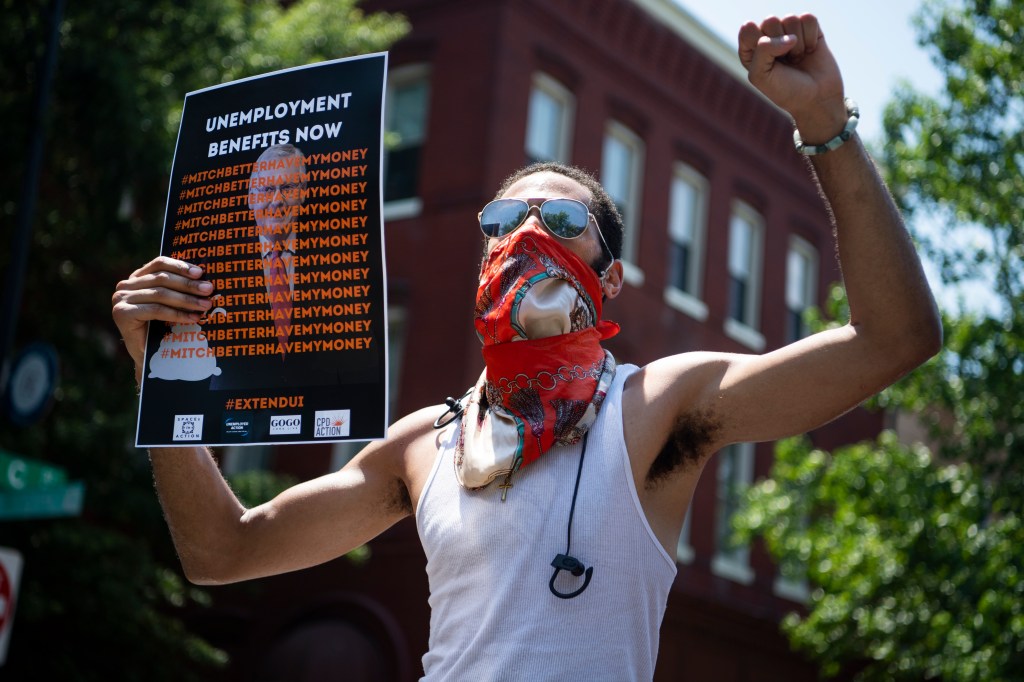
[498,475,514,502]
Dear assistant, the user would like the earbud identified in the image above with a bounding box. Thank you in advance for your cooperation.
[549,553,594,599]
[432,390,470,429]
[551,553,586,577]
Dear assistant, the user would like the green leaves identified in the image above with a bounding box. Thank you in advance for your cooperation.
[0,0,406,677]
[213,0,408,83]
[8,520,227,681]
[739,2,1024,677]
[884,2,1024,303]
[736,436,1024,681]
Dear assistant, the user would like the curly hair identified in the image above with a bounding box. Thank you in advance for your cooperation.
[494,162,624,267]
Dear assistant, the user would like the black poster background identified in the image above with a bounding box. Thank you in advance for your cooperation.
[136,53,389,447]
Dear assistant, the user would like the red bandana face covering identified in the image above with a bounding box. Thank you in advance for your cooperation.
[456,223,620,492]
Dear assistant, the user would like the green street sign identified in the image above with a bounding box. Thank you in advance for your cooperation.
[0,451,84,519]
[0,450,67,491]
[0,481,85,520]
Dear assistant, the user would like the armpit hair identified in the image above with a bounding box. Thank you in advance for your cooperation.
[386,477,413,515]
[646,409,721,487]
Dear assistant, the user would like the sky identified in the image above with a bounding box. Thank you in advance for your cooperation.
[672,1,943,144]
[674,1,997,315]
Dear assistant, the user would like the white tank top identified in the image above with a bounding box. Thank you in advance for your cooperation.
[416,364,677,681]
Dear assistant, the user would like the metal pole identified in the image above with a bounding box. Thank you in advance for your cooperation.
[0,0,67,393]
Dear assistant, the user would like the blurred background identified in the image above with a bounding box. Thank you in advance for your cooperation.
[1,0,1020,680]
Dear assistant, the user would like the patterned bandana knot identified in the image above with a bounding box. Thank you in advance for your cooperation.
[455,223,619,491]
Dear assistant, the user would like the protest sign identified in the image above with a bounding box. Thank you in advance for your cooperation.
[136,53,389,447]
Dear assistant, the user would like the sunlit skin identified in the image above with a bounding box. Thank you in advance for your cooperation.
[110,14,940,597]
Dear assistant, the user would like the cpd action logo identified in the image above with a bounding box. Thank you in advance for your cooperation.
[314,410,350,438]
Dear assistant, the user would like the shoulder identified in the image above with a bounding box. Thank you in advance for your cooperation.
[623,351,736,428]
[627,352,732,393]
[620,352,737,481]
[350,403,452,511]
[357,404,446,469]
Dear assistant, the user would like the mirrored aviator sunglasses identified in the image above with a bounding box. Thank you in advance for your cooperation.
[478,198,591,239]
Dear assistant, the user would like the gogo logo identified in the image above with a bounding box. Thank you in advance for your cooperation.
[269,415,302,435]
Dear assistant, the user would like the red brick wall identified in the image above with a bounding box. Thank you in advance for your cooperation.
[202,1,885,678]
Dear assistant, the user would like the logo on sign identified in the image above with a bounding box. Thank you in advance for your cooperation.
[173,414,204,441]
[223,413,252,439]
[269,415,302,435]
[314,410,350,438]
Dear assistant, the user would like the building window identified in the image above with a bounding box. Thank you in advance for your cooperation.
[724,201,765,351]
[786,236,818,343]
[676,501,694,564]
[601,121,644,285]
[525,73,574,164]
[663,163,708,321]
[773,515,811,602]
[711,442,755,584]
[384,64,431,217]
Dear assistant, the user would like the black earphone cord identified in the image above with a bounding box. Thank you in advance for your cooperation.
[433,393,594,600]
[549,431,594,599]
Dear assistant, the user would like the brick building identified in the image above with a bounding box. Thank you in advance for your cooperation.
[205,0,883,679]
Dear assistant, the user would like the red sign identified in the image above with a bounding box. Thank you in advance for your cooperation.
[0,547,23,665]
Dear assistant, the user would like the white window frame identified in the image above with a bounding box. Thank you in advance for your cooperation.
[525,72,574,164]
[785,235,819,343]
[723,200,765,351]
[663,162,709,321]
[711,442,755,585]
[601,120,645,287]
[383,64,431,219]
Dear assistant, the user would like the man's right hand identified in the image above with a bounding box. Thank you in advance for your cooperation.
[111,257,213,382]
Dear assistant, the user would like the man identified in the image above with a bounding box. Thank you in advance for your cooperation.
[202,143,376,390]
[112,15,940,679]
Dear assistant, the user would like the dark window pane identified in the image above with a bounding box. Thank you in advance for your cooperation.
[669,242,690,293]
[729,276,747,323]
[787,307,806,343]
[384,146,421,202]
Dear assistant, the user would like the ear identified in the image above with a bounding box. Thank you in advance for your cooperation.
[601,260,624,300]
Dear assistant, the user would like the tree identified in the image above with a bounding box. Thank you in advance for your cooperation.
[736,431,1023,680]
[0,1,406,679]
[880,0,1024,502]
[734,1,1024,679]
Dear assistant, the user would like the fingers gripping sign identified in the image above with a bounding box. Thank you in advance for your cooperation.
[737,14,847,145]
[111,256,214,381]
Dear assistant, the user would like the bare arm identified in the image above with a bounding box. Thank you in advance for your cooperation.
[112,257,428,584]
[706,134,940,446]
[630,15,941,463]
[148,414,428,585]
